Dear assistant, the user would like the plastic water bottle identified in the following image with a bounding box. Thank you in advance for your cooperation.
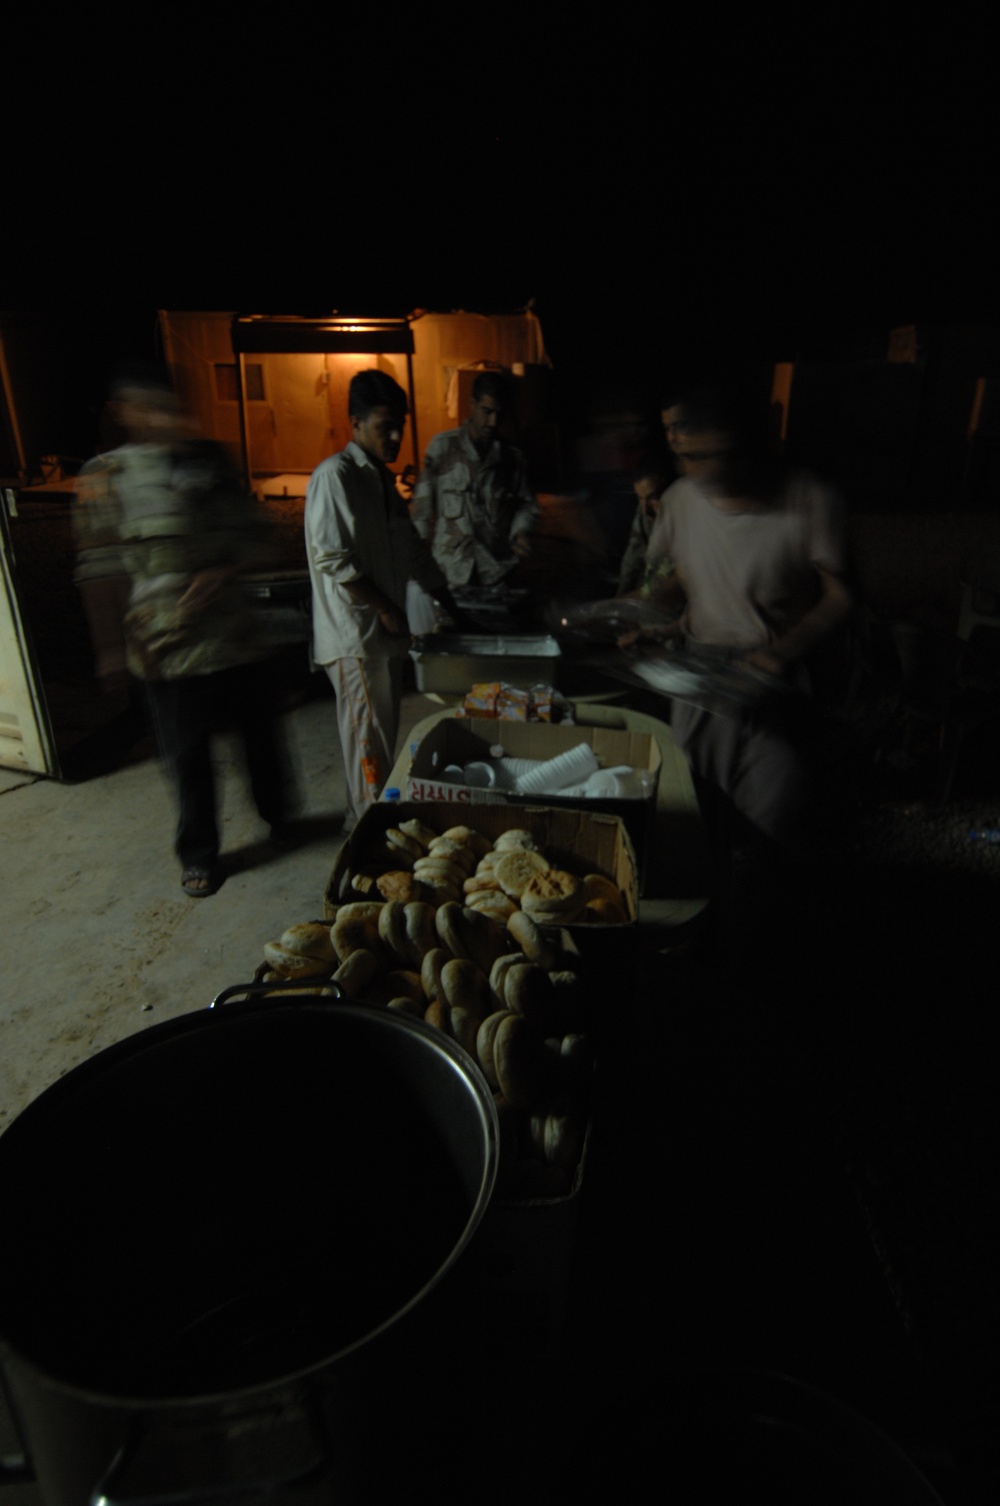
[968,828,1000,843]
[383,787,401,803]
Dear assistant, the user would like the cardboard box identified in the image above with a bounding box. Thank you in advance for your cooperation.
[404,717,661,893]
[473,1123,591,1355]
[324,799,638,925]
[324,803,615,1353]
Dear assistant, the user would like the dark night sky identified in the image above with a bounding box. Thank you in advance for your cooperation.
[6,28,995,455]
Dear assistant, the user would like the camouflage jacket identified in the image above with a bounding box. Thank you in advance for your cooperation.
[74,441,266,680]
[411,424,539,590]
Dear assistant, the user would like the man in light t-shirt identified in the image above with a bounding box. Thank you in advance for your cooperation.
[633,388,852,849]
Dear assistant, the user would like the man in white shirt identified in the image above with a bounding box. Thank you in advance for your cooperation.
[305,371,460,831]
[634,389,852,849]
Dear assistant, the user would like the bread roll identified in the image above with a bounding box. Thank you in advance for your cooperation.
[457,906,509,975]
[416,875,462,907]
[278,923,336,963]
[440,958,492,1020]
[434,899,470,959]
[414,856,467,891]
[506,910,560,969]
[448,1004,479,1057]
[386,996,425,1019]
[505,962,553,1026]
[332,903,384,963]
[582,873,622,905]
[420,947,451,1004]
[582,896,627,924]
[465,892,517,922]
[494,849,550,899]
[493,1013,544,1110]
[489,953,525,1009]
[332,948,379,997]
[385,828,424,863]
[423,999,449,1033]
[442,825,492,860]
[398,818,436,850]
[378,900,410,964]
[476,1010,513,1089]
[493,829,539,853]
[521,870,583,916]
[403,901,438,966]
[521,904,586,927]
[426,837,476,875]
[376,870,423,904]
[262,942,332,979]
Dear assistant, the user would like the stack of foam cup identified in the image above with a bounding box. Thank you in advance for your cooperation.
[511,742,601,796]
[491,755,542,791]
[536,766,652,800]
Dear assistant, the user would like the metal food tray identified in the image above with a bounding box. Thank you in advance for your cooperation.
[410,633,561,694]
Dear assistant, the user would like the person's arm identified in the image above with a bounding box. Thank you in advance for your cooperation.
[342,575,409,637]
[616,508,649,596]
[508,450,540,556]
[410,452,437,542]
[305,462,409,637]
[616,569,687,648]
[743,568,853,675]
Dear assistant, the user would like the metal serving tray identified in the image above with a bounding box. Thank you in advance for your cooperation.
[409,633,561,694]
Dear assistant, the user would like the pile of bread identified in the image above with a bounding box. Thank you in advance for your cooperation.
[343,819,628,926]
[260,822,599,1198]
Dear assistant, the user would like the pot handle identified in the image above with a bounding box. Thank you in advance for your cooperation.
[209,974,344,1010]
[90,1390,336,1506]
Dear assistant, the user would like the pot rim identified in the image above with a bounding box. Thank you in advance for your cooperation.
[0,1001,499,1410]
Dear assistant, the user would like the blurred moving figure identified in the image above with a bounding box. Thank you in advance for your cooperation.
[616,457,673,596]
[633,388,852,850]
[411,371,540,592]
[73,365,295,897]
[304,370,461,831]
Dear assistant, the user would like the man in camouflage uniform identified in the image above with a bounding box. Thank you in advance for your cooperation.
[74,368,293,896]
[411,371,540,592]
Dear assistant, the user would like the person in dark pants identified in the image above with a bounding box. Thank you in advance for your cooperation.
[74,365,295,896]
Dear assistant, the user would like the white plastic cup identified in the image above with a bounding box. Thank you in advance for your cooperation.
[582,770,621,798]
[464,761,497,789]
[496,756,545,779]
[513,742,601,796]
[582,766,650,799]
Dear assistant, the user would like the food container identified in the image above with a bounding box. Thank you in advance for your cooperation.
[403,719,661,892]
[409,633,561,694]
[325,799,639,927]
[0,998,498,1504]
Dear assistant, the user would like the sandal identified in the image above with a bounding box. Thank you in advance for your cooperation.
[181,866,218,898]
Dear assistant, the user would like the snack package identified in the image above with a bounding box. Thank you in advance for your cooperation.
[462,682,502,716]
[531,684,554,722]
[497,683,532,720]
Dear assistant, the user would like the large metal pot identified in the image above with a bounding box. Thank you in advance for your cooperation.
[0,996,498,1505]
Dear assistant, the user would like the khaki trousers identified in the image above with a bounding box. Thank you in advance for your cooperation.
[326,656,403,828]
